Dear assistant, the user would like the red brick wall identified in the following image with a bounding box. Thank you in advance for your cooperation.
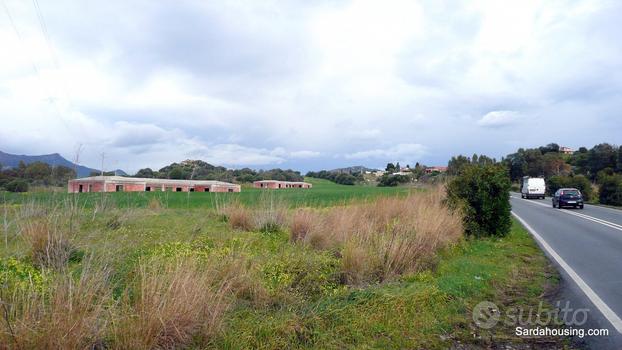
[253,181,311,189]
[69,181,240,193]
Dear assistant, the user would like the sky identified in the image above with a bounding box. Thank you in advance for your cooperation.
[1,0,621,174]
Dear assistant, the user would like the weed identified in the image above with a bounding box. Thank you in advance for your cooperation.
[20,218,75,270]
[111,258,232,349]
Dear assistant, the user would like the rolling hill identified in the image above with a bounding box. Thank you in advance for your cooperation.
[0,151,126,177]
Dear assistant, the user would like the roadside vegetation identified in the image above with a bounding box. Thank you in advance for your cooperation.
[448,142,622,206]
[0,170,569,349]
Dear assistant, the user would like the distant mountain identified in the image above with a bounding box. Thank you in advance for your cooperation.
[330,165,379,174]
[0,151,125,178]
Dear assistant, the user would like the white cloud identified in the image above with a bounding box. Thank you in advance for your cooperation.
[289,150,321,159]
[477,110,522,128]
[344,143,426,162]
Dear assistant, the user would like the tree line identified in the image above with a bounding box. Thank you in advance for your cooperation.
[133,160,304,183]
[448,143,622,206]
[0,161,76,192]
[305,170,362,185]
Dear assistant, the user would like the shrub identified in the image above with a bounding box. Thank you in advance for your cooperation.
[5,179,29,192]
[0,257,46,293]
[598,174,622,206]
[377,174,410,187]
[334,173,357,185]
[446,164,511,237]
[261,249,342,299]
[547,175,593,201]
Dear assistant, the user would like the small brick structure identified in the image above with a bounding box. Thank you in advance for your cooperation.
[68,176,240,193]
[253,180,312,189]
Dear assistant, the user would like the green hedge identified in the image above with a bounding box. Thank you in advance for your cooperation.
[598,174,622,206]
[446,164,511,237]
[547,175,593,201]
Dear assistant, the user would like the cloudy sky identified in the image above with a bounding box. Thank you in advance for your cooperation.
[1,0,620,173]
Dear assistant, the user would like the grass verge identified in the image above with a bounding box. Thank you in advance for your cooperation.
[211,218,569,349]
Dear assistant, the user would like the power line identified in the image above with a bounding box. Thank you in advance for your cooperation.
[2,0,84,153]
[32,0,60,70]
[2,0,41,77]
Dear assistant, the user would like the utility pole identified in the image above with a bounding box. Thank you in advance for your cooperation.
[100,152,105,176]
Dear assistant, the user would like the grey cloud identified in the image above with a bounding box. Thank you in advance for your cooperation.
[1,0,622,174]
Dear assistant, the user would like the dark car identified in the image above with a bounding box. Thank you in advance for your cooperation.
[552,188,584,209]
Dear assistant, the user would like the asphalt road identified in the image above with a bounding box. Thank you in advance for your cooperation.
[510,194,622,349]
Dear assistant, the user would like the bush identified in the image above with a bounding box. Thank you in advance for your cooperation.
[446,164,511,237]
[5,179,29,192]
[377,174,410,187]
[334,173,357,185]
[547,175,593,201]
[598,174,622,206]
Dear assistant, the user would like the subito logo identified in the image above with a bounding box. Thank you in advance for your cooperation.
[473,301,501,329]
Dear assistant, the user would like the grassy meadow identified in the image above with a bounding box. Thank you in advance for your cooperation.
[0,180,567,349]
[0,178,413,209]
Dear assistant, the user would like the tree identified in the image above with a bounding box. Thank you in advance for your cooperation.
[446,164,511,237]
[504,149,527,181]
[542,153,571,177]
[168,167,185,179]
[377,174,410,187]
[5,179,28,192]
[447,155,470,175]
[523,149,545,177]
[135,168,155,178]
[570,147,589,175]
[587,143,617,178]
[385,163,397,173]
[598,174,622,206]
[471,154,478,165]
[547,175,593,201]
[539,143,560,154]
[24,162,51,182]
[334,173,356,185]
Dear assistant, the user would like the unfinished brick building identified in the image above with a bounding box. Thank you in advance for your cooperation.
[253,180,312,189]
[68,176,241,193]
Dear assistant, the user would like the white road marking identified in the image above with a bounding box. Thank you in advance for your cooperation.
[564,210,622,231]
[512,211,622,334]
[511,196,622,232]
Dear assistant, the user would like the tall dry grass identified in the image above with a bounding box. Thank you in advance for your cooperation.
[224,204,255,231]
[20,216,75,270]
[289,186,463,284]
[222,195,287,232]
[111,258,232,349]
[0,264,111,350]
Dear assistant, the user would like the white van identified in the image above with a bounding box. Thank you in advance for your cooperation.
[521,177,546,199]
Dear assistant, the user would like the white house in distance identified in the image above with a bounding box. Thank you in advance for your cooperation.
[560,146,574,155]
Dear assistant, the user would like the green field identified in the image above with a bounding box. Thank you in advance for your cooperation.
[0,178,413,209]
